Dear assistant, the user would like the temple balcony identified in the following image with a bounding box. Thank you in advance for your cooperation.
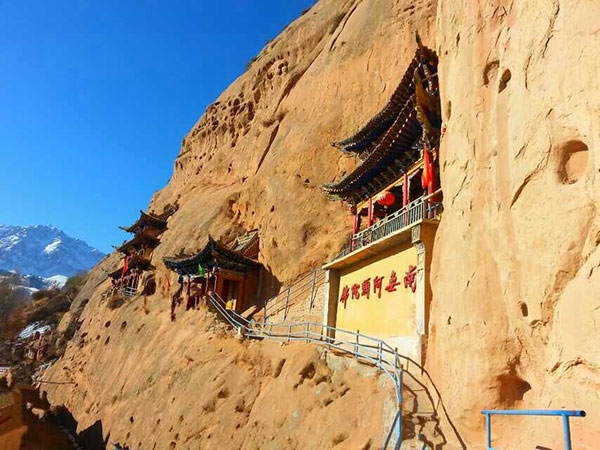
[326,189,442,268]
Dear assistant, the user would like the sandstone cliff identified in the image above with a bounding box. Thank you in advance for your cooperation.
[430,0,600,447]
[42,0,599,448]
[148,0,437,283]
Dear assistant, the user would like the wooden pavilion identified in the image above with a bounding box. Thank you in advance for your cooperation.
[323,36,442,237]
[108,204,176,297]
[163,233,261,313]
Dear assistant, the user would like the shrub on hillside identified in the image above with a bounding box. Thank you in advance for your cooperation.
[64,272,87,297]
[23,292,71,324]
[31,289,61,302]
[0,307,26,342]
[0,274,27,325]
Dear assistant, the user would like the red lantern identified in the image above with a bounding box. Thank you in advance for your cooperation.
[376,191,395,206]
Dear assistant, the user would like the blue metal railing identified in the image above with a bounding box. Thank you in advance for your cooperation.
[480,409,586,450]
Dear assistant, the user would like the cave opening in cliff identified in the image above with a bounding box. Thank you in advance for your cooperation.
[557,139,589,184]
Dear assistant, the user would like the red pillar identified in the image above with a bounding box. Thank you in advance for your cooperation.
[367,197,373,227]
[402,173,409,207]
[426,149,437,219]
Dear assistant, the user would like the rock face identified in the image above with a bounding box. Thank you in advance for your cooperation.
[41,0,600,448]
[44,295,390,449]
[0,225,105,278]
[429,0,600,448]
[149,0,438,283]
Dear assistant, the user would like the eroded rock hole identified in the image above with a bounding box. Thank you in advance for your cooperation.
[498,373,531,403]
[234,398,245,413]
[498,69,511,92]
[217,387,230,399]
[300,362,316,380]
[331,433,348,445]
[104,321,111,328]
[519,302,529,317]
[557,140,589,184]
[483,60,499,86]
[273,358,286,378]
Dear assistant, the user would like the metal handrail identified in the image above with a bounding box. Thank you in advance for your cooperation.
[421,187,442,202]
[120,286,138,297]
[265,270,325,306]
[329,195,443,258]
[480,409,586,450]
[206,291,404,449]
[266,271,325,311]
[263,269,326,321]
[352,199,427,252]
[265,280,326,318]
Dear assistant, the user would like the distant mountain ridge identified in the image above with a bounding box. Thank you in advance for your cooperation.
[0,225,105,279]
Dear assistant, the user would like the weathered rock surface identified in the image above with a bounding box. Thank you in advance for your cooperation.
[149,0,438,283]
[43,288,390,449]
[41,0,600,448]
[430,0,600,448]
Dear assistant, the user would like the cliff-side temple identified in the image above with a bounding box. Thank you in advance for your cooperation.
[321,39,442,364]
[163,230,263,318]
[106,205,177,299]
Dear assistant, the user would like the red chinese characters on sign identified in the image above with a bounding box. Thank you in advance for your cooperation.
[340,265,418,304]
[361,278,371,299]
[373,276,384,299]
[385,271,401,292]
[340,286,350,308]
[404,265,417,293]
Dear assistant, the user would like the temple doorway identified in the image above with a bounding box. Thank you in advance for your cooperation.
[223,278,240,310]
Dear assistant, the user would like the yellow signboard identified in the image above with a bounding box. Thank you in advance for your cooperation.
[336,241,418,338]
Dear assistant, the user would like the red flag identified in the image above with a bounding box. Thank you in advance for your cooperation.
[421,144,433,189]
[121,256,129,279]
[402,173,409,207]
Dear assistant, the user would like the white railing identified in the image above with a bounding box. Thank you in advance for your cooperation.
[343,192,443,256]
[120,286,138,297]
[262,269,326,321]
[206,288,463,449]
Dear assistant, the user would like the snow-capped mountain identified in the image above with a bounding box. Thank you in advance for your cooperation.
[0,269,68,299]
[0,225,105,279]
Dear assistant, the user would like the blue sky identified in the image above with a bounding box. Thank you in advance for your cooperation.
[0,0,314,253]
